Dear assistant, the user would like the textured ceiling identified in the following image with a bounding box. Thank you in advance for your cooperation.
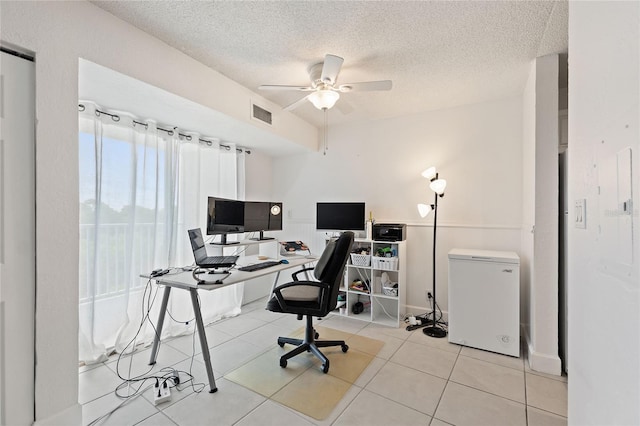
[90,0,568,129]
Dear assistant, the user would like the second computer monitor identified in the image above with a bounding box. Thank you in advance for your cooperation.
[244,201,282,240]
[244,202,270,233]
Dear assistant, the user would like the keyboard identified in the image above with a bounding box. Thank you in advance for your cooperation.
[237,260,281,272]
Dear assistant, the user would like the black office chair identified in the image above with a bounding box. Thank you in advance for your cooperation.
[266,231,354,373]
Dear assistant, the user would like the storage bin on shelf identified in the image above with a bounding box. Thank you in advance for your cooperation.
[372,256,398,270]
[382,283,398,297]
[350,253,371,267]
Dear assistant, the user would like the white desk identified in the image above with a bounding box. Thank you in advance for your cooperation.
[143,254,315,393]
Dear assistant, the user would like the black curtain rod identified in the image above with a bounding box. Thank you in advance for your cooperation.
[0,46,34,61]
[78,103,250,154]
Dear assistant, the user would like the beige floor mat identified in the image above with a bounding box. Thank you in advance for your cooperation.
[226,325,383,420]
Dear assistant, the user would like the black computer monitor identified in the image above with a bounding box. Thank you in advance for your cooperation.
[268,202,283,231]
[316,202,366,231]
[244,201,269,233]
[245,201,282,240]
[206,197,245,245]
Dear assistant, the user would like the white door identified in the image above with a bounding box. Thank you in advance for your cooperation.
[0,49,36,426]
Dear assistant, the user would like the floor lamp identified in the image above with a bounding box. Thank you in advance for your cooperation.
[418,166,447,338]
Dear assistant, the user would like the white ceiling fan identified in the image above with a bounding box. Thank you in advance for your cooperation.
[258,54,392,111]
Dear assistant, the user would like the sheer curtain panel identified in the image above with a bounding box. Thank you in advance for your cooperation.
[78,102,245,363]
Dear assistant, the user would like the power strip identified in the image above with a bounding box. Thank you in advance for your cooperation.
[153,381,171,405]
[405,315,430,331]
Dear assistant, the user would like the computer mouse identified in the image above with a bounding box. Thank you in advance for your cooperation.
[280,259,289,264]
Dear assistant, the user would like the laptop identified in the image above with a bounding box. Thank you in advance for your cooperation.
[188,228,238,268]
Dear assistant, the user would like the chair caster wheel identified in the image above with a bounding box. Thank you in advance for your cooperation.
[341,344,349,353]
[315,332,320,339]
[280,359,287,368]
[278,341,285,347]
[322,363,329,373]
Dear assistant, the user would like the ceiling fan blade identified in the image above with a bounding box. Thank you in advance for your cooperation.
[338,80,392,92]
[283,94,311,111]
[258,85,314,91]
[335,98,355,115]
[321,54,344,85]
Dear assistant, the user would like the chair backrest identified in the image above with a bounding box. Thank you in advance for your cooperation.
[314,231,354,312]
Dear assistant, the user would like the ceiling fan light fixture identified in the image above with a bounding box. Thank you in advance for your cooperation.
[308,89,340,110]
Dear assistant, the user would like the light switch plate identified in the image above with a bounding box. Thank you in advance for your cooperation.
[575,199,586,229]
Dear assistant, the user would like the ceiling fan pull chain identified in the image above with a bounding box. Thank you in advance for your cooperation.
[324,108,328,155]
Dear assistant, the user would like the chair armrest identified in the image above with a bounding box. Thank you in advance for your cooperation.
[291,266,315,281]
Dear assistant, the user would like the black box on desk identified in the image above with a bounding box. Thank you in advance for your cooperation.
[372,224,406,241]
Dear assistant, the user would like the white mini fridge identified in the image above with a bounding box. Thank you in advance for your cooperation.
[448,248,520,357]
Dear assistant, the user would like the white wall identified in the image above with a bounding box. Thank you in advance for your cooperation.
[272,97,524,315]
[244,151,274,201]
[568,2,640,424]
[0,1,313,423]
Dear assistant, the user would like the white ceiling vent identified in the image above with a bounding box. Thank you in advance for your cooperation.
[251,103,272,125]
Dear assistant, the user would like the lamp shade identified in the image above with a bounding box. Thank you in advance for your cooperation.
[417,203,433,218]
[308,89,340,110]
[430,179,447,195]
[421,166,437,180]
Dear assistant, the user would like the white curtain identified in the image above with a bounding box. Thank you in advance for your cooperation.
[78,102,245,363]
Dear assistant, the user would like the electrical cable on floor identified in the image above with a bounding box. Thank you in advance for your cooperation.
[85,282,175,425]
[86,382,154,426]
[86,254,263,423]
[405,293,448,331]
[102,277,203,410]
[114,280,158,385]
[431,296,447,327]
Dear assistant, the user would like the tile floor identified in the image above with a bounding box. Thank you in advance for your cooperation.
[80,298,568,426]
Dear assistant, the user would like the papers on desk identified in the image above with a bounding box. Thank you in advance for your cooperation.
[280,241,310,256]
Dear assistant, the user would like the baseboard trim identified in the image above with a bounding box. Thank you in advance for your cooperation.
[35,403,82,426]
[523,329,562,375]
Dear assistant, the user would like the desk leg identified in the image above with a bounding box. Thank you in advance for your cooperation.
[189,288,218,393]
[269,271,281,296]
[149,285,171,365]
